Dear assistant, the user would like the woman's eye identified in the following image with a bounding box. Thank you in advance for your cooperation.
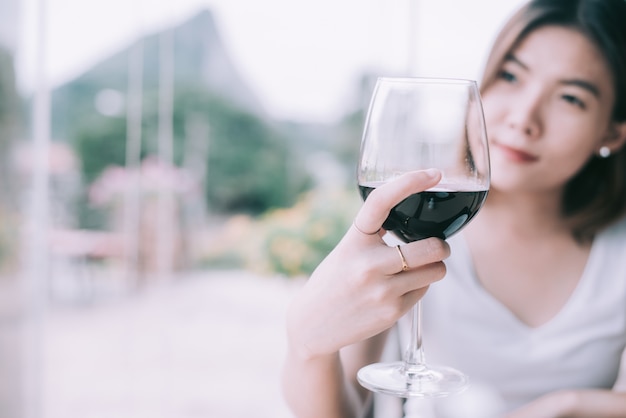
[498,70,517,83]
[562,94,586,110]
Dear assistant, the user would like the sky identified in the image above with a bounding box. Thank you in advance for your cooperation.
[17,0,526,123]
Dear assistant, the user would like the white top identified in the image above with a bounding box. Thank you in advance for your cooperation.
[375,216,626,417]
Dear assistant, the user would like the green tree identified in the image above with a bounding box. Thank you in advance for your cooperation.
[73,85,311,224]
[0,48,18,201]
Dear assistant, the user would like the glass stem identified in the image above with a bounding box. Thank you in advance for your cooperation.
[403,300,426,371]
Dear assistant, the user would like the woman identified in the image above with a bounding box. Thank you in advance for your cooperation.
[282,0,626,416]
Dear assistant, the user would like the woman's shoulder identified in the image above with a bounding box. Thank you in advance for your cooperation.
[592,216,626,269]
[599,215,626,243]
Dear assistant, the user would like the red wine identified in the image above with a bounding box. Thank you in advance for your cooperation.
[358,184,487,242]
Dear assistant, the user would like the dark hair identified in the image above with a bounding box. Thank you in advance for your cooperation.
[480,0,626,241]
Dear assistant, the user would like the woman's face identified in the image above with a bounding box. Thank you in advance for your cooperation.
[481,25,616,194]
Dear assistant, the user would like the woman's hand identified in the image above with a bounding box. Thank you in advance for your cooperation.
[286,169,451,360]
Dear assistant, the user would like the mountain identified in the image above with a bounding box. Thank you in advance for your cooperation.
[170,10,264,113]
[50,9,265,139]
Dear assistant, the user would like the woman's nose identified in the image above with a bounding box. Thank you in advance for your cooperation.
[506,89,543,139]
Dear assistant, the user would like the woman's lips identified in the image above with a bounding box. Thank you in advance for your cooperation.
[494,142,539,163]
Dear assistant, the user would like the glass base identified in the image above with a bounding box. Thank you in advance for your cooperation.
[357,361,469,398]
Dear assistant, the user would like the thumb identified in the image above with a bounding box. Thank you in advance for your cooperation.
[355,169,441,235]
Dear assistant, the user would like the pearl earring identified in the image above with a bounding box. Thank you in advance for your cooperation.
[599,146,611,158]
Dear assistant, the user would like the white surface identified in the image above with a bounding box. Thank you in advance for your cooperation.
[42,270,302,418]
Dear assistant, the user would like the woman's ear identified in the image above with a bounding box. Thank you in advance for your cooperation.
[599,121,626,155]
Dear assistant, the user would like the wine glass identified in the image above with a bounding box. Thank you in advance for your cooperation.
[356,77,490,397]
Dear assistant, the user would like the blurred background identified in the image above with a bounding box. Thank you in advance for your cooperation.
[0,0,525,417]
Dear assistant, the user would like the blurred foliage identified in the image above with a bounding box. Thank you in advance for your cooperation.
[0,49,18,137]
[41,12,376,277]
[199,187,361,277]
[173,87,308,213]
[57,65,370,274]
[0,47,19,204]
[0,47,20,271]
[49,11,315,225]
[0,207,18,271]
[334,107,366,167]
[71,86,311,228]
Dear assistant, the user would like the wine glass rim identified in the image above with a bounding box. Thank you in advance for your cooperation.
[377,76,478,86]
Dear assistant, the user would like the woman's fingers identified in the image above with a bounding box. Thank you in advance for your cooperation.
[392,259,448,296]
[288,170,451,356]
[398,238,451,272]
[353,169,441,236]
[368,237,450,277]
[350,259,447,331]
[372,240,449,306]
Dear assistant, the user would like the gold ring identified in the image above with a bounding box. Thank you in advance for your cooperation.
[353,220,380,236]
[396,245,409,272]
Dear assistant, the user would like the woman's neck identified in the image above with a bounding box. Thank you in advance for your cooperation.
[470,187,571,240]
